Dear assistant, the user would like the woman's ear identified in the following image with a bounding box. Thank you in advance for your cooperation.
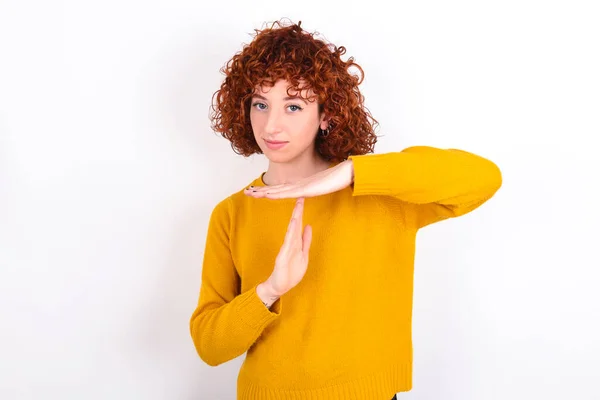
[319,116,330,130]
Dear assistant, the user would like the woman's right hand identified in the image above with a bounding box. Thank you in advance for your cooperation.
[262,197,313,297]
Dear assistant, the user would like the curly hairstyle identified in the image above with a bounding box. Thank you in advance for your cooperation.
[209,19,379,163]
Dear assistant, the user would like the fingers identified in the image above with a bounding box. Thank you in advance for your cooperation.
[281,198,304,252]
[280,217,296,254]
[244,184,285,195]
[302,224,312,259]
[244,183,303,199]
[295,197,304,244]
[266,188,303,199]
[263,185,297,195]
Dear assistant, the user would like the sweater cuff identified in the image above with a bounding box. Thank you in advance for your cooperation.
[236,284,282,330]
[349,153,398,197]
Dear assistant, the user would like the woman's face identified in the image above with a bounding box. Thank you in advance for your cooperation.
[250,79,328,163]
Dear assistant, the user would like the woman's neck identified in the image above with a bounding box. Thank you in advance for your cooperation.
[262,153,333,186]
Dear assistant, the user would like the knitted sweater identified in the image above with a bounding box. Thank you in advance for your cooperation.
[189,145,502,399]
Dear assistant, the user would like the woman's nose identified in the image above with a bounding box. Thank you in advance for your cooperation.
[264,110,283,134]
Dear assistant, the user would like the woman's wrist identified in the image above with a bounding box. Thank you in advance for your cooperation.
[256,281,280,308]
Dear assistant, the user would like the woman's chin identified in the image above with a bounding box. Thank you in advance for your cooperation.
[265,154,292,164]
[262,148,294,163]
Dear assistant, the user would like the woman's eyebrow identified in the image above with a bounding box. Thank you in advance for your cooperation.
[252,94,308,104]
[284,95,308,104]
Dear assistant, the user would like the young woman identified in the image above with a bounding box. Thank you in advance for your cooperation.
[189,20,502,400]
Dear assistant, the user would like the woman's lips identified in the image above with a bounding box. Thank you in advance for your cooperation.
[264,139,288,150]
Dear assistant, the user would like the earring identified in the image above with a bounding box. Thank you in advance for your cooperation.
[319,125,331,137]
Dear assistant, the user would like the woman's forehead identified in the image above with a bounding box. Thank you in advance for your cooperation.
[254,79,315,97]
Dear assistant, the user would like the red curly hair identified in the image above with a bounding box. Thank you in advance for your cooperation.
[209,19,379,163]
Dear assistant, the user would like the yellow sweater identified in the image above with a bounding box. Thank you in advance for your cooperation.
[190,146,502,399]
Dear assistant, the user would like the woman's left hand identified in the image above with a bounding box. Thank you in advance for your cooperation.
[244,160,355,199]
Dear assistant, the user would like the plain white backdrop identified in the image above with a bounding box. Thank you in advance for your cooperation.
[1,0,599,399]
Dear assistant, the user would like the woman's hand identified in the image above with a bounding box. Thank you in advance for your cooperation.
[245,160,354,199]
[261,197,312,297]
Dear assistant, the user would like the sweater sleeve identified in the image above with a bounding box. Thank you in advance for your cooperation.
[189,197,281,367]
[348,146,502,228]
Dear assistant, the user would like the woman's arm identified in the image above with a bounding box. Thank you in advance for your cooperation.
[349,146,502,228]
[189,198,281,366]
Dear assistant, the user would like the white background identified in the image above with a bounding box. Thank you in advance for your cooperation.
[1,0,599,399]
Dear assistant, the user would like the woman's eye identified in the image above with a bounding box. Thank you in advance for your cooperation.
[288,105,302,112]
[252,102,267,110]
